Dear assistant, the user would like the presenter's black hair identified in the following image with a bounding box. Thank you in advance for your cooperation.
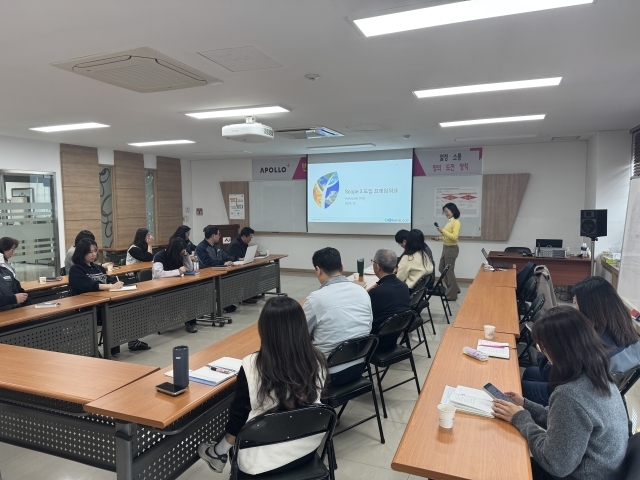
[74,230,95,247]
[395,229,410,245]
[72,238,98,265]
[240,227,255,237]
[443,203,460,219]
[132,228,149,251]
[203,226,219,238]
[312,247,342,275]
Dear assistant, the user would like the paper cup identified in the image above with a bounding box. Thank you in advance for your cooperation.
[484,325,496,340]
[265,250,270,256]
[107,265,113,272]
[38,277,46,284]
[437,403,456,429]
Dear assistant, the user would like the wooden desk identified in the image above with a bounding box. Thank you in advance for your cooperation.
[454,284,520,337]
[22,276,68,292]
[473,264,517,289]
[601,259,620,290]
[0,295,107,356]
[106,261,153,277]
[392,328,531,480]
[489,251,591,286]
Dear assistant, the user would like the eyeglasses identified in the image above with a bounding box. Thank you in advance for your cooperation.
[370,259,378,265]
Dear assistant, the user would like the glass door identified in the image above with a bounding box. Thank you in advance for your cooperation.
[0,170,59,281]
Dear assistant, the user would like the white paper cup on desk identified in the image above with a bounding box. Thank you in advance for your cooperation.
[484,325,496,340]
[38,276,46,284]
[265,250,270,256]
[437,404,456,429]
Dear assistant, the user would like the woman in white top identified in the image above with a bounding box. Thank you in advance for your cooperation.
[198,296,327,476]
[397,229,434,290]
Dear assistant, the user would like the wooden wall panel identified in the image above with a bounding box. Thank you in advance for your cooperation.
[220,181,250,231]
[113,151,145,248]
[60,144,102,251]
[156,157,183,244]
[480,173,530,241]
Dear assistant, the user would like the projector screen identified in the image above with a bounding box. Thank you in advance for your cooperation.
[307,149,413,235]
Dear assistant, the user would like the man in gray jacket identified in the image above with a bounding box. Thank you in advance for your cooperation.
[195,226,235,267]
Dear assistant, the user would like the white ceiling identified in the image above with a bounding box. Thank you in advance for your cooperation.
[0,0,639,160]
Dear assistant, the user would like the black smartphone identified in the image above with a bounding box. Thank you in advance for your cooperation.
[483,382,514,403]
[156,382,186,396]
[434,222,439,228]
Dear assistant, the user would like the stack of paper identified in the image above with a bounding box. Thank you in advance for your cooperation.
[477,340,510,359]
[364,265,375,275]
[442,385,494,418]
[109,285,137,292]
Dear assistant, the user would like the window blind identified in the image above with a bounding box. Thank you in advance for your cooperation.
[634,130,640,177]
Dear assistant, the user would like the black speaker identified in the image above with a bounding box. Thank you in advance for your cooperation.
[173,345,189,389]
[580,209,607,238]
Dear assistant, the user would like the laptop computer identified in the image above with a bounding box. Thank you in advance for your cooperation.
[481,248,514,270]
[233,245,258,266]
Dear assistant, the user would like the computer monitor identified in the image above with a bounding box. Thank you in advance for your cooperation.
[535,239,563,248]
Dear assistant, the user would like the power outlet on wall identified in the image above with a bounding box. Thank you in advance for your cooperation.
[183,215,189,223]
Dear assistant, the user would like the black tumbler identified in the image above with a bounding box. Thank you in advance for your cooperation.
[357,258,365,280]
[173,345,189,389]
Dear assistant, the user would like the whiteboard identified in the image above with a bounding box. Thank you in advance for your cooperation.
[249,181,307,233]
[412,175,482,237]
[618,177,640,310]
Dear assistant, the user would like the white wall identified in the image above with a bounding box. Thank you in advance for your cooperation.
[183,141,589,279]
[181,159,193,225]
[0,135,64,264]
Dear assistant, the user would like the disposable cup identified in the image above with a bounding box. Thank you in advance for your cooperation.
[265,250,270,256]
[437,403,456,429]
[484,325,496,340]
[38,277,46,284]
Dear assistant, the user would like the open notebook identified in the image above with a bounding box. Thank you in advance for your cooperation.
[476,340,510,359]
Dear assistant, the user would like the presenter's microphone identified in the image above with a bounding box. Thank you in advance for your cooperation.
[434,222,439,228]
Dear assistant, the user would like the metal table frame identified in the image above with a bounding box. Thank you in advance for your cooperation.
[0,386,234,480]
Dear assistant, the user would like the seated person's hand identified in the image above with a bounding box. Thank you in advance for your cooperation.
[492,399,524,422]
[238,257,244,261]
[504,391,524,407]
[16,293,28,304]
[179,266,187,274]
[102,262,114,268]
[112,281,124,289]
[224,261,233,266]
[431,237,440,241]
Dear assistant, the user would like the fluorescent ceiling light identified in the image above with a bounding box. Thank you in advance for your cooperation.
[414,77,562,98]
[454,134,539,141]
[185,106,289,119]
[353,0,593,37]
[30,122,110,132]
[308,143,376,151]
[441,114,545,128]
[128,140,195,147]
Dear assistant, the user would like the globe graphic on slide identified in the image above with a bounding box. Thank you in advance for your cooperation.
[313,172,340,209]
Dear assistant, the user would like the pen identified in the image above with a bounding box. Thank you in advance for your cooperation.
[478,344,509,348]
[116,276,120,283]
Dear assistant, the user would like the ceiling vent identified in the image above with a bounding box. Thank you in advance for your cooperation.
[276,126,344,140]
[52,47,222,93]
[551,135,581,142]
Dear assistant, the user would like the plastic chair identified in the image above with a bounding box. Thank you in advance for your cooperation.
[230,404,337,480]
[370,311,421,419]
[504,247,531,255]
[425,265,452,324]
[137,269,152,282]
[407,275,432,357]
[322,335,385,444]
[623,433,640,479]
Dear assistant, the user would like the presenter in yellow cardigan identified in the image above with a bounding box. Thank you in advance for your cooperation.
[432,203,461,301]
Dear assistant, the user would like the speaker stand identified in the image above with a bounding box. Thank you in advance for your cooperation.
[589,237,598,277]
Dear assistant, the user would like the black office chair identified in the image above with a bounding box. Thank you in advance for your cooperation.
[615,364,640,438]
[518,308,545,366]
[517,276,538,318]
[407,275,432,357]
[425,264,452,324]
[520,294,545,325]
[370,311,421,419]
[137,269,153,282]
[230,404,338,480]
[322,335,385,444]
[623,433,640,479]
[60,267,67,276]
[504,247,531,255]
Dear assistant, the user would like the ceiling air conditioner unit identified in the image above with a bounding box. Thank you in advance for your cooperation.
[52,47,222,93]
[276,126,344,140]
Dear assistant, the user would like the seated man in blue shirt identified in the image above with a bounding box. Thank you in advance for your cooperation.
[196,226,235,267]
[368,249,411,352]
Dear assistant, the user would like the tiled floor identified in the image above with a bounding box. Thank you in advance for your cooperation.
[1,274,638,479]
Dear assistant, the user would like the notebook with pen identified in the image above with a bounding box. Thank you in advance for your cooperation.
[164,357,242,387]
[476,340,510,359]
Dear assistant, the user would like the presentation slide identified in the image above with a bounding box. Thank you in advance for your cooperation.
[307,157,412,235]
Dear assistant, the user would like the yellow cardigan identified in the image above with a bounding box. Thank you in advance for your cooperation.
[441,218,461,246]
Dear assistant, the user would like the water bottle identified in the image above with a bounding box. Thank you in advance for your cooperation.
[194,254,199,272]
[173,345,189,389]
[581,243,587,258]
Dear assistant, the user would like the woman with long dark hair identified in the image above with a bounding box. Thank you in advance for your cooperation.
[432,202,461,301]
[198,296,327,476]
[126,228,154,265]
[152,237,196,332]
[493,307,628,480]
[522,276,640,406]
[396,229,433,290]
[170,225,195,254]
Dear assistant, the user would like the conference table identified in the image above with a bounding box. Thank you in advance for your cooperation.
[488,251,590,286]
[472,264,517,289]
[454,283,520,337]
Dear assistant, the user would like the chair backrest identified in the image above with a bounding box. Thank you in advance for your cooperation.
[428,265,450,297]
[615,364,640,396]
[523,294,545,322]
[60,267,67,276]
[409,289,424,309]
[410,275,429,295]
[326,335,378,370]
[137,269,153,282]
[623,433,640,479]
[376,311,416,343]
[505,247,531,254]
[234,404,336,452]
[516,261,537,296]
[518,276,538,307]
[530,308,545,324]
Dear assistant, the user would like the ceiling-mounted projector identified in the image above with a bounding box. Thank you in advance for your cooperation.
[222,116,274,143]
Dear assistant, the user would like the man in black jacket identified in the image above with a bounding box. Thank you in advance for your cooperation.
[368,248,411,351]
[227,227,254,260]
[196,226,235,267]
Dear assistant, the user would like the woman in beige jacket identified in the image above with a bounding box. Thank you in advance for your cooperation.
[397,229,434,290]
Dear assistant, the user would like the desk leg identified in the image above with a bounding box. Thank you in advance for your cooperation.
[92,306,99,357]
[102,304,113,360]
[265,259,288,297]
[115,421,135,480]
